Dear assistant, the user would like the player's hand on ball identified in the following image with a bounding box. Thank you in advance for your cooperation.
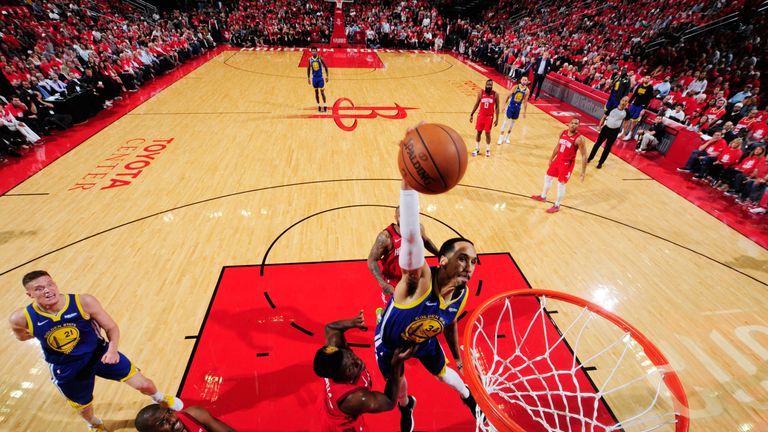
[353,309,367,331]
[101,350,120,364]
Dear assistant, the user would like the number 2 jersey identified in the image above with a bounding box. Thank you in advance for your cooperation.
[23,294,103,376]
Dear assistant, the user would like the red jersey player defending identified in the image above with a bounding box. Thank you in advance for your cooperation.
[530,118,588,213]
[134,404,235,432]
[367,206,439,303]
[469,79,500,157]
[313,311,412,432]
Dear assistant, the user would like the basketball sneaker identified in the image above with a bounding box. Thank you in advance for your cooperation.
[159,394,184,411]
[750,207,766,214]
[505,136,511,144]
[497,135,504,145]
[471,148,479,157]
[546,204,560,213]
[485,149,491,157]
[530,194,546,202]
[461,388,478,419]
[87,419,107,432]
[399,395,416,432]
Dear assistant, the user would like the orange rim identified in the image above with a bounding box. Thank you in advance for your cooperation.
[461,289,690,432]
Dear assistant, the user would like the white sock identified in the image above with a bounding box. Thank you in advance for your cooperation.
[485,143,490,152]
[475,141,480,150]
[438,367,470,398]
[497,133,505,144]
[151,391,164,402]
[555,182,566,206]
[541,175,553,198]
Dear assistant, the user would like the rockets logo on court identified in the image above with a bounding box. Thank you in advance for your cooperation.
[45,324,80,354]
[402,315,445,343]
[298,97,417,132]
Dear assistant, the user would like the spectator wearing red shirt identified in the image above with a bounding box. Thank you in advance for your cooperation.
[724,145,765,194]
[702,138,743,181]
[677,130,727,174]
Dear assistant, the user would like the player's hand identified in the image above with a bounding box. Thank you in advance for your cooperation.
[307,78,311,85]
[101,350,120,364]
[392,346,415,365]
[382,283,395,296]
[325,76,329,83]
[494,118,498,126]
[580,171,586,182]
[352,309,367,331]
[404,121,425,135]
[469,115,473,123]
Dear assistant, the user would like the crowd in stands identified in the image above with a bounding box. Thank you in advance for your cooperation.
[228,0,330,46]
[0,0,221,163]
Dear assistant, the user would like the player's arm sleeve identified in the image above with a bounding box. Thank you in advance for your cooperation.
[399,188,425,271]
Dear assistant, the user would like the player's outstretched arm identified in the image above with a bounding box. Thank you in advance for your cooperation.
[184,406,236,432]
[338,346,413,416]
[367,231,394,295]
[397,180,431,300]
[80,294,121,364]
[325,310,368,348]
[8,309,33,341]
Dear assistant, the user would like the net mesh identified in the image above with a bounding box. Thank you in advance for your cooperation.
[467,294,685,432]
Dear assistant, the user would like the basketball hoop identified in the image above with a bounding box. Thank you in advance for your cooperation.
[335,0,343,9]
[462,289,689,432]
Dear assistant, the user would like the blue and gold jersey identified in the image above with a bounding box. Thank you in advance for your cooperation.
[309,57,324,79]
[375,267,469,349]
[507,85,528,109]
[24,294,102,366]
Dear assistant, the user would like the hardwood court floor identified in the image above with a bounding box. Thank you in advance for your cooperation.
[0,50,766,431]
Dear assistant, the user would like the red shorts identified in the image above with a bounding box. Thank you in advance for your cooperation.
[475,115,493,132]
[546,160,576,184]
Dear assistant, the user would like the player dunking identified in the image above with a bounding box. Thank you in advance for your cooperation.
[374,179,479,431]
[367,206,439,303]
[530,118,588,213]
[497,76,529,145]
[313,311,413,432]
[8,271,183,432]
[469,79,499,157]
[307,47,329,112]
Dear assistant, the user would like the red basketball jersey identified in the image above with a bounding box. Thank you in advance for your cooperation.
[321,366,373,432]
[178,411,207,432]
[554,130,580,163]
[478,91,496,117]
[379,224,402,283]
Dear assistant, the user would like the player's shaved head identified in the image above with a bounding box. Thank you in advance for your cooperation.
[135,404,166,432]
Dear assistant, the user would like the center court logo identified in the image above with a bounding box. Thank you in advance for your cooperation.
[297,97,417,132]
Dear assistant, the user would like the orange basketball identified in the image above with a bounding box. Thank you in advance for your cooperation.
[398,123,468,194]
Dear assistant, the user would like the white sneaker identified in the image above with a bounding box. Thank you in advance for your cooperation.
[749,207,766,214]
[485,149,491,157]
[622,133,632,141]
[471,149,479,157]
[497,137,504,145]
[505,136,511,144]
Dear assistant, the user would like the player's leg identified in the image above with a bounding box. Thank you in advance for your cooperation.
[53,373,106,431]
[497,116,510,144]
[419,341,477,418]
[375,341,414,431]
[314,88,320,110]
[472,129,482,156]
[484,130,491,157]
[95,351,183,410]
[320,88,327,111]
[546,167,571,213]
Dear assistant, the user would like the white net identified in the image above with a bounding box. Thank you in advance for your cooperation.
[467,294,686,432]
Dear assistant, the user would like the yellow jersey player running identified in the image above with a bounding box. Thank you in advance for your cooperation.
[374,177,479,431]
[8,271,183,431]
[307,47,329,112]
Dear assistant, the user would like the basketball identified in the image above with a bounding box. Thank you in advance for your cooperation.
[398,123,468,194]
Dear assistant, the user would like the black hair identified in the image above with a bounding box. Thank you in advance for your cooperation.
[313,345,344,380]
[22,270,50,287]
[134,404,163,432]
[438,237,474,260]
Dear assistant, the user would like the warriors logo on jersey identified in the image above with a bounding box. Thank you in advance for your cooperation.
[402,315,445,343]
[45,323,81,354]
